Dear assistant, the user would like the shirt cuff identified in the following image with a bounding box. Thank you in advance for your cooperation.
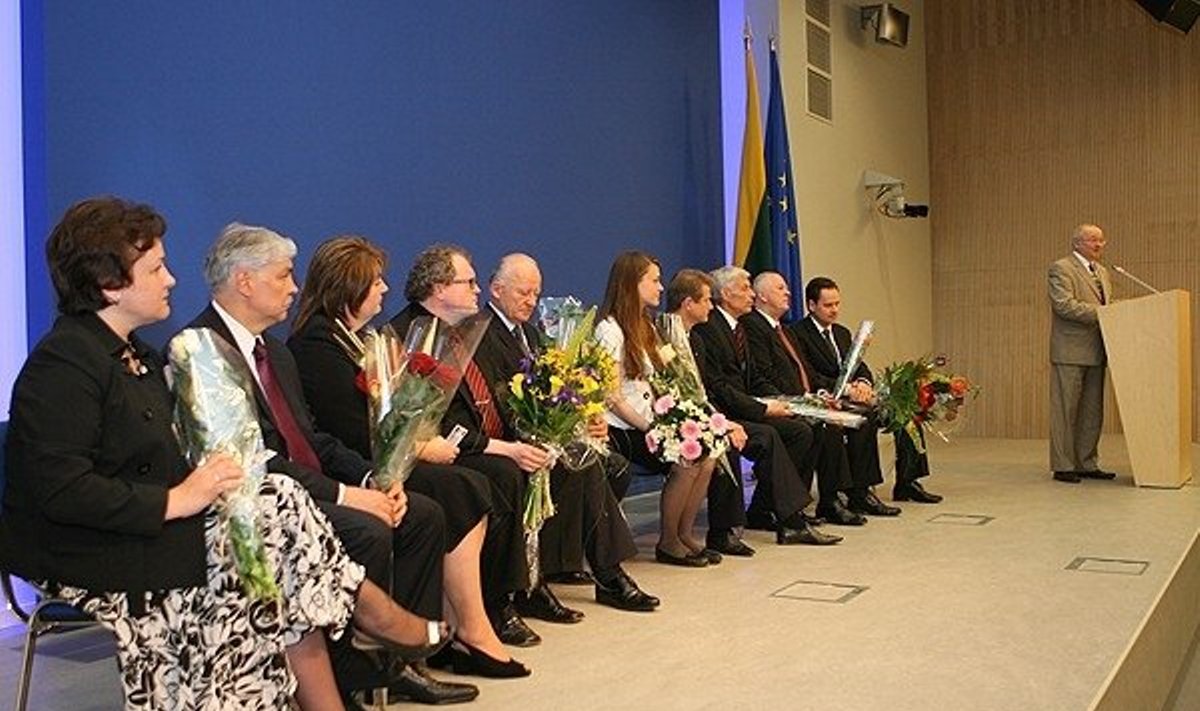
[336,482,346,505]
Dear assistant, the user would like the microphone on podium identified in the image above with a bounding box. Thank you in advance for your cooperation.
[1110,264,1160,295]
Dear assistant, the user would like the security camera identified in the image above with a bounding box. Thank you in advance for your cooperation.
[863,169,929,219]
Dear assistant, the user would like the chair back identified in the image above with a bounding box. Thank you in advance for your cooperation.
[0,419,7,510]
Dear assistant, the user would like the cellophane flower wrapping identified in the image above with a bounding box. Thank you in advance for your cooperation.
[832,319,875,400]
[876,355,979,452]
[646,314,734,476]
[167,327,279,601]
[357,313,490,489]
[506,299,617,586]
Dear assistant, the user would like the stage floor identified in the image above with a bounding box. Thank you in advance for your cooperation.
[4,435,1199,710]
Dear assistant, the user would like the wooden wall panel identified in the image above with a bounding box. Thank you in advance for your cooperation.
[926,0,1200,441]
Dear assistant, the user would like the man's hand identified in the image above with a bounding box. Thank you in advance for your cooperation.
[848,380,875,404]
[343,486,401,527]
[764,400,792,418]
[727,421,748,450]
[502,441,552,472]
[384,481,408,526]
[586,415,609,441]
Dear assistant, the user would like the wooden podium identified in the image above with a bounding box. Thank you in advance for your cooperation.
[1097,289,1193,488]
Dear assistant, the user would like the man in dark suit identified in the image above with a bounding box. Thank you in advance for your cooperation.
[483,253,658,615]
[182,223,468,704]
[745,272,899,520]
[689,266,840,546]
[388,244,544,648]
[793,276,942,504]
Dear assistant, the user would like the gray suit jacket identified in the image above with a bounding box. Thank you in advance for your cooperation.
[1048,255,1112,366]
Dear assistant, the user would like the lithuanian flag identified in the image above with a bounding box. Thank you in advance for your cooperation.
[733,38,771,272]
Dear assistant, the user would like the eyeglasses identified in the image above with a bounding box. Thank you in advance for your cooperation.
[450,277,478,288]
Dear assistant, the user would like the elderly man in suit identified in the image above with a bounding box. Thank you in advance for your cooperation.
[745,272,899,520]
[181,223,462,705]
[1048,224,1116,483]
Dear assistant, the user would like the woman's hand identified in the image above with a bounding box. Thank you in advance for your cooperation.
[165,453,244,521]
[503,441,552,472]
[417,437,459,464]
[727,421,748,450]
[585,416,609,441]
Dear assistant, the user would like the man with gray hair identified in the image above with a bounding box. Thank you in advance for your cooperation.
[689,265,840,545]
[181,223,451,700]
[1047,223,1116,483]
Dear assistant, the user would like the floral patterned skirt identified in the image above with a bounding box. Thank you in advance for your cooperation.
[50,474,364,710]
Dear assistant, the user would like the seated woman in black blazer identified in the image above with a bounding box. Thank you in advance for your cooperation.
[0,198,446,710]
[288,236,527,678]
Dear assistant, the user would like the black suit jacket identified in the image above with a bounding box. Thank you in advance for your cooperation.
[286,313,374,460]
[689,313,768,422]
[0,313,204,594]
[791,318,873,392]
[741,309,811,397]
[389,302,505,457]
[185,306,364,502]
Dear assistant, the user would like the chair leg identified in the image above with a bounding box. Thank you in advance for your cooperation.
[14,618,41,711]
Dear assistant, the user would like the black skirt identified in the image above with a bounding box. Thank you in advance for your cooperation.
[406,462,493,552]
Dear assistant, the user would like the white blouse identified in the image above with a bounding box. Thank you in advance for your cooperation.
[594,316,655,431]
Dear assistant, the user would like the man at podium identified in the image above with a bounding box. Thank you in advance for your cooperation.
[1048,223,1117,483]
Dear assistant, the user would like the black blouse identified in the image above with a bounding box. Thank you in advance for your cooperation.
[0,313,204,594]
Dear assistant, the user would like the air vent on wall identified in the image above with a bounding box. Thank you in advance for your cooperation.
[805,4,833,123]
[806,0,831,27]
[807,69,832,122]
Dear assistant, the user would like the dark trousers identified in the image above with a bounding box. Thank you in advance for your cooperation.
[895,425,931,484]
[456,453,530,605]
[843,422,886,491]
[706,448,747,533]
[809,424,855,505]
[540,459,638,577]
[747,418,816,522]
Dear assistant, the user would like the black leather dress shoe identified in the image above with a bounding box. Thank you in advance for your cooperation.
[802,512,826,526]
[543,571,594,585]
[745,507,778,531]
[595,570,659,612]
[848,490,901,516]
[1078,469,1117,480]
[655,545,708,567]
[1052,471,1082,483]
[490,602,541,647]
[706,530,756,557]
[815,500,868,526]
[513,584,584,624]
[777,521,842,545]
[894,480,945,502]
[387,664,480,705]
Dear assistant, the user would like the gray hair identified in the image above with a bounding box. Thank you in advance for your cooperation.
[491,252,539,286]
[751,270,783,295]
[203,222,297,291]
[708,265,750,305]
[405,243,470,302]
[1071,223,1103,248]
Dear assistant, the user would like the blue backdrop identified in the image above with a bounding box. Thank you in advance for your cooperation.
[23,1,723,348]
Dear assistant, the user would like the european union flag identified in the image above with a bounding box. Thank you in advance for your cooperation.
[764,44,804,321]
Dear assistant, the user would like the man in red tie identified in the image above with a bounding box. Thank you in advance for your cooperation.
[181,223,455,703]
[388,245,545,648]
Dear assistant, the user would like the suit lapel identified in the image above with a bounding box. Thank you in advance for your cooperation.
[1069,257,1104,304]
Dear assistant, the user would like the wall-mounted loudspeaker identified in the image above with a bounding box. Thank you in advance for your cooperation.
[1135,0,1200,33]
[860,4,909,48]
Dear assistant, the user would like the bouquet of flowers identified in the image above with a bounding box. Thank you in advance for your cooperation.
[832,320,875,400]
[335,312,490,488]
[167,327,279,601]
[875,355,979,452]
[646,314,734,476]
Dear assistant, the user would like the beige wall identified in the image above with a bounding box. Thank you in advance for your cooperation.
[926,0,1200,440]
[781,0,933,369]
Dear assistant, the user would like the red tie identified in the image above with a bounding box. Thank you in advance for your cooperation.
[776,325,812,393]
[463,359,505,438]
[253,339,324,473]
[733,322,747,363]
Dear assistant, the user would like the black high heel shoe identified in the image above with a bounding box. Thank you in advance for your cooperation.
[428,637,531,679]
[353,620,452,662]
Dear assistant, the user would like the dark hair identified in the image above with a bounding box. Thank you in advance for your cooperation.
[804,276,839,305]
[46,196,166,315]
[405,244,470,303]
[293,236,387,334]
[665,268,713,313]
[598,251,663,379]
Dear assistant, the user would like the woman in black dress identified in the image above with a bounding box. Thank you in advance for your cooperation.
[289,236,527,677]
[0,198,447,710]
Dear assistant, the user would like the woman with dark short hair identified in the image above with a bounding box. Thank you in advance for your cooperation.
[0,198,447,710]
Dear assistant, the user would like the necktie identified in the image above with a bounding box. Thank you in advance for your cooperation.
[463,359,505,438]
[253,339,324,473]
[1088,263,1106,305]
[776,324,812,393]
[823,328,840,363]
[733,322,747,363]
[513,325,532,359]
